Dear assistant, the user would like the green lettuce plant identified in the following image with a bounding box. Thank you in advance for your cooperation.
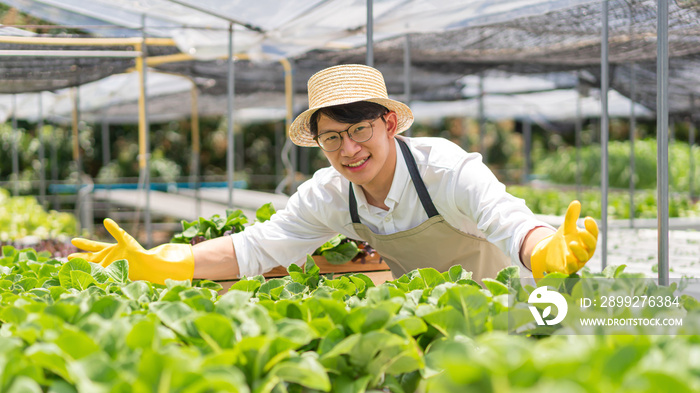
[0,188,78,241]
[171,203,361,264]
[1,243,700,392]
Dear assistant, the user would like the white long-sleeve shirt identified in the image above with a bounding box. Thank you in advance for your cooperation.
[232,136,552,277]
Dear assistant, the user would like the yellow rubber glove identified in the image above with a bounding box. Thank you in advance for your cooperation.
[531,200,599,279]
[68,218,194,285]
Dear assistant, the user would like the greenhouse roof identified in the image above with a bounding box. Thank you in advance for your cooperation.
[1,0,700,116]
[2,0,598,59]
[0,68,653,125]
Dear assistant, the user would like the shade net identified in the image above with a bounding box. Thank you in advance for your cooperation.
[2,0,700,114]
[0,40,180,94]
[294,0,700,114]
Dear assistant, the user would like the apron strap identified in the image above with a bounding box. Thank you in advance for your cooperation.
[349,183,361,223]
[396,137,439,218]
[349,137,439,224]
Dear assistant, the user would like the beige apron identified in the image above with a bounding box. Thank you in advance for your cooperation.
[349,138,511,283]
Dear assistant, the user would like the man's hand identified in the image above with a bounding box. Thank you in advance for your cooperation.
[531,200,598,279]
[68,218,194,285]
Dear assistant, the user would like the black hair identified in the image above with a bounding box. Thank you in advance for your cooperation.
[309,101,389,137]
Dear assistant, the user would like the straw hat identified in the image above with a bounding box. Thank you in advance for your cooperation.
[289,64,414,147]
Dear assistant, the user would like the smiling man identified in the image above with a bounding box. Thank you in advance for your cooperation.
[70,64,599,284]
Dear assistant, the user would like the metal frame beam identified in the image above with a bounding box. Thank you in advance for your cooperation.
[0,36,175,46]
[657,0,670,285]
[367,0,374,66]
[600,0,610,270]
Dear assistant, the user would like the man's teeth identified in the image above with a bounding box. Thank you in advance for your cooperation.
[346,157,368,167]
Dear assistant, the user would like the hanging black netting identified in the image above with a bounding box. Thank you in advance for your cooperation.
[291,0,700,113]
[0,38,180,94]
[4,0,700,113]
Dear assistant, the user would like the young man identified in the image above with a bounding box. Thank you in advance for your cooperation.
[70,64,598,284]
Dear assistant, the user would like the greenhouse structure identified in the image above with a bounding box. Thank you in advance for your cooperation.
[1,0,700,391]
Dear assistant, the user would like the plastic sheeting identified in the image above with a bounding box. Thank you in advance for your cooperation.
[4,0,700,117]
[410,88,653,122]
[0,24,36,36]
[0,71,193,123]
[4,0,700,115]
[459,71,578,96]
[297,0,700,115]
[4,0,597,60]
[0,70,652,125]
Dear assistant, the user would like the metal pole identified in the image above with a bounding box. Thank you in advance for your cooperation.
[226,22,236,209]
[144,18,152,248]
[38,94,46,208]
[691,94,696,201]
[71,83,84,234]
[51,124,59,211]
[136,15,152,248]
[101,117,110,168]
[0,49,142,58]
[11,95,19,196]
[71,84,83,233]
[626,0,636,229]
[657,0,669,285]
[190,83,201,218]
[276,58,296,194]
[523,118,532,184]
[629,63,636,228]
[288,60,298,191]
[71,87,81,172]
[575,78,583,202]
[600,0,610,270]
[366,0,374,67]
[101,109,112,217]
[275,121,283,186]
[404,33,412,137]
[478,72,486,163]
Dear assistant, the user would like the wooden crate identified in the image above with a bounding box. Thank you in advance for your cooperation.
[263,253,390,276]
[216,252,393,292]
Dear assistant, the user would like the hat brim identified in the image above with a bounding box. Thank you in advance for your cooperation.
[288,97,414,147]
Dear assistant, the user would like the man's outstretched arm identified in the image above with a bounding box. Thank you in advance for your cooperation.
[192,236,240,280]
[70,219,242,284]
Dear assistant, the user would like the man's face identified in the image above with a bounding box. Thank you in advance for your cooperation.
[316,111,399,190]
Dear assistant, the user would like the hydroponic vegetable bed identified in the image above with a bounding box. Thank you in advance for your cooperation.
[2,245,700,393]
[3,192,700,392]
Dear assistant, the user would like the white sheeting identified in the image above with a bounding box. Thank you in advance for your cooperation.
[0,24,37,36]
[0,1,645,124]
[0,71,193,123]
[410,89,654,122]
[5,0,598,60]
[0,74,653,124]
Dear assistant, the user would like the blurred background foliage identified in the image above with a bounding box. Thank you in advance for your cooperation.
[0,188,77,241]
[533,139,700,195]
[507,186,700,219]
[2,114,698,214]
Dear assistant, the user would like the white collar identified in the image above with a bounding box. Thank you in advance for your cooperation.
[351,138,409,213]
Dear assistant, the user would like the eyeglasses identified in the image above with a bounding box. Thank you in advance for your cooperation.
[314,115,385,152]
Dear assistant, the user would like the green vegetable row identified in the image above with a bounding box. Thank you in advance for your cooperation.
[507,185,700,219]
[171,203,362,265]
[2,244,700,392]
[0,188,78,242]
[533,139,700,194]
